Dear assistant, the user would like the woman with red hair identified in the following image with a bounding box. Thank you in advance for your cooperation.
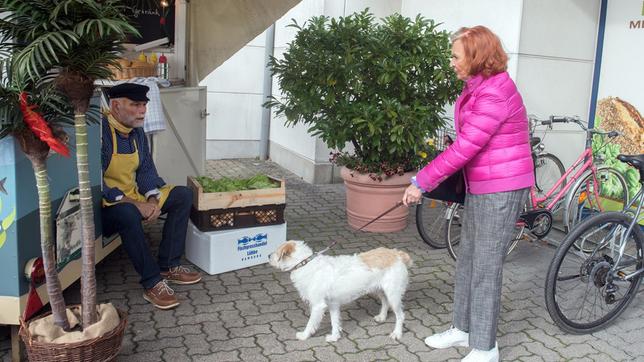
[403,26,534,362]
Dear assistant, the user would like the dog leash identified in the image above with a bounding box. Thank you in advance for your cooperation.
[286,201,404,271]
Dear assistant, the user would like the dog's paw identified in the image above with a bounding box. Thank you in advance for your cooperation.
[389,330,402,341]
[374,314,387,323]
[296,332,309,340]
[325,334,340,342]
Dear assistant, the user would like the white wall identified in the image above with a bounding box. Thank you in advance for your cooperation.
[597,0,644,111]
[269,0,326,164]
[402,0,600,168]
[200,30,267,159]
[201,0,602,182]
[402,0,524,79]
[516,0,600,168]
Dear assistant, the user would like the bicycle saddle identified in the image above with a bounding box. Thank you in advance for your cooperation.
[617,154,644,170]
[530,137,541,147]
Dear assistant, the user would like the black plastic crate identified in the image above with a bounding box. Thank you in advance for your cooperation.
[190,203,286,232]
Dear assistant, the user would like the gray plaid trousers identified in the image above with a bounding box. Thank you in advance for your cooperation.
[452,188,529,350]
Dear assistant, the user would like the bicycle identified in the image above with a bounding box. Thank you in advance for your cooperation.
[417,118,566,249]
[415,127,457,249]
[544,154,643,334]
[445,116,630,261]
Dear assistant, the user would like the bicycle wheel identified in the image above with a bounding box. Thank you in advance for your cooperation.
[533,153,566,207]
[564,167,629,238]
[415,197,450,249]
[445,204,525,261]
[545,212,643,334]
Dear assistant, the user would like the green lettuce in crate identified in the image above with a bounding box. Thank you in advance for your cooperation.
[592,115,641,200]
[196,175,280,193]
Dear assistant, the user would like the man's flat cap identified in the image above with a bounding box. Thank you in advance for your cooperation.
[108,83,150,102]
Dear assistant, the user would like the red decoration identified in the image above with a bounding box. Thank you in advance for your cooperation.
[159,17,166,25]
[18,92,70,157]
[23,257,45,321]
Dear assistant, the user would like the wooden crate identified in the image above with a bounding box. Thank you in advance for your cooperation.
[187,175,286,211]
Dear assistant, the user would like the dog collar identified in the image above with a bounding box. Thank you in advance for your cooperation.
[284,240,338,272]
[286,253,317,272]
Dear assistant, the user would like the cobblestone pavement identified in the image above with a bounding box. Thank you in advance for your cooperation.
[2,158,644,361]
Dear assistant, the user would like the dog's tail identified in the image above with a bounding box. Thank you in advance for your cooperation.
[397,250,413,267]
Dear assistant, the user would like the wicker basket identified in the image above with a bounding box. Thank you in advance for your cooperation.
[19,306,128,362]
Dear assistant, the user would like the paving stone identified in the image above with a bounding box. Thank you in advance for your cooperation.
[343,349,390,362]
[137,336,184,352]
[202,321,229,341]
[118,350,163,361]
[501,344,532,361]
[238,347,270,362]
[386,344,421,362]
[308,346,344,361]
[193,350,239,362]
[158,324,202,338]
[130,320,157,342]
[162,346,188,362]
[209,336,256,352]
[558,343,600,359]
[228,324,271,338]
[184,334,212,355]
[177,312,220,325]
[256,333,287,355]
[152,311,179,329]
[267,350,316,362]
[587,353,617,362]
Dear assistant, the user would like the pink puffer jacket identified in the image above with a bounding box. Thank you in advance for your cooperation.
[416,71,534,194]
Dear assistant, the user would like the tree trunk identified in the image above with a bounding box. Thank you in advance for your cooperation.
[75,112,97,328]
[32,158,70,330]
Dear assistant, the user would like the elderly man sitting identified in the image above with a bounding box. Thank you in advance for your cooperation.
[101,83,201,310]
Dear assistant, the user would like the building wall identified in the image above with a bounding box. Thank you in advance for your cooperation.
[516,0,600,168]
[202,0,602,180]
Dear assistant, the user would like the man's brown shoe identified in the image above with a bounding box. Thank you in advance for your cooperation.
[143,280,179,309]
[160,265,202,285]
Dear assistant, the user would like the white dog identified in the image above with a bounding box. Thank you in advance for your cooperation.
[269,240,412,342]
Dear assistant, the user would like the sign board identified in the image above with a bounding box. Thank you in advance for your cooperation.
[124,0,176,45]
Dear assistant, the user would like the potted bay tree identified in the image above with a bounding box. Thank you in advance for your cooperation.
[267,10,461,231]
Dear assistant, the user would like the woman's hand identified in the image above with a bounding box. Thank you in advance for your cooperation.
[402,184,423,206]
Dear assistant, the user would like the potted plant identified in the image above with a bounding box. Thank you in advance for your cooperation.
[266,10,461,231]
[0,58,75,330]
[1,0,137,359]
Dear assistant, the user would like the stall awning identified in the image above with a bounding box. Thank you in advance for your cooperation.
[188,0,301,85]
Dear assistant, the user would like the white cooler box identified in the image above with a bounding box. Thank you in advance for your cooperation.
[185,220,286,275]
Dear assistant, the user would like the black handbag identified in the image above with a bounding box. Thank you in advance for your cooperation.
[423,170,466,204]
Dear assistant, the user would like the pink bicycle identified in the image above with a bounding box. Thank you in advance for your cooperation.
[446,116,630,260]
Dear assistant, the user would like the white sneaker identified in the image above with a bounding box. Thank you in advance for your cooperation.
[462,343,499,362]
[424,327,469,349]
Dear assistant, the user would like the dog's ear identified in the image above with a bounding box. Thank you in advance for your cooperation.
[277,241,295,260]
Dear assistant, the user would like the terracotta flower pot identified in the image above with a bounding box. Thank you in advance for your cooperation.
[341,167,414,232]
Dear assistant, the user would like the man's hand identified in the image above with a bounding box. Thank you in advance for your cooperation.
[132,200,160,222]
[145,196,161,222]
[402,184,423,206]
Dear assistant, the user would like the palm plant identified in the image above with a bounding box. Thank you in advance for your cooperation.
[1,0,138,328]
[0,58,74,330]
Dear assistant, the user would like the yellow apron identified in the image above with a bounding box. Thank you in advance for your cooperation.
[103,124,174,208]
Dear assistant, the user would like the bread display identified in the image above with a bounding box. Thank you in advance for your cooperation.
[596,97,644,155]
[109,58,156,80]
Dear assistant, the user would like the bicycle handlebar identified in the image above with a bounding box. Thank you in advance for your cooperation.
[531,116,621,138]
